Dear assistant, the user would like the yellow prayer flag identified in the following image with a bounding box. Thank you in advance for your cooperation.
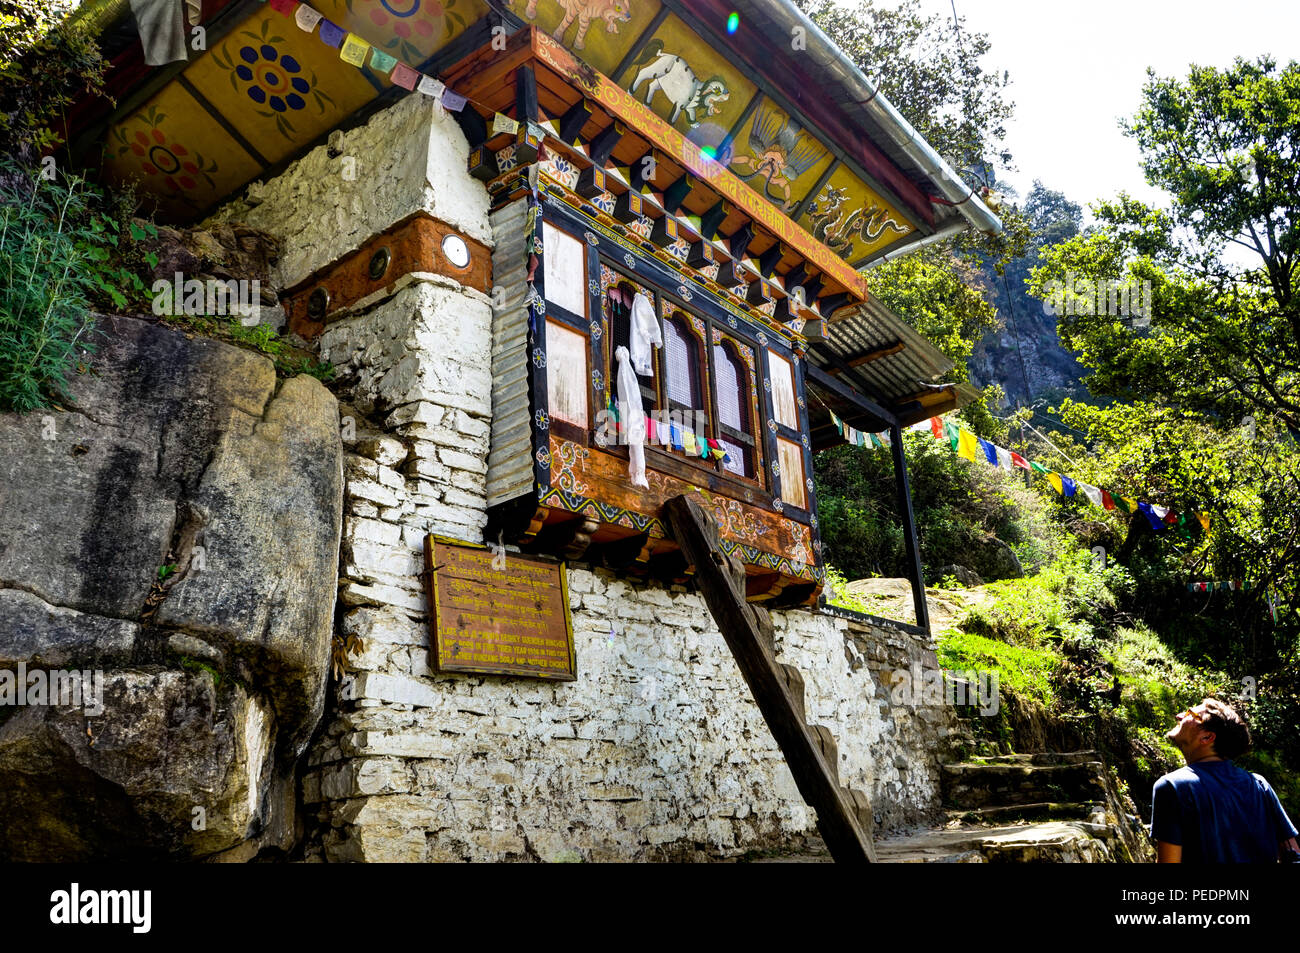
[492,112,520,137]
[1047,472,1063,495]
[339,32,371,67]
[1198,513,1211,531]
[683,431,697,455]
[956,429,979,461]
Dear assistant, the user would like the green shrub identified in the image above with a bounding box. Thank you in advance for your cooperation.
[0,164,101,411]
[0,162,160,411]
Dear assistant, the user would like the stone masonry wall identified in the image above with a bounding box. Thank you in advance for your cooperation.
[301,573,959,862]
[210,93,961,861]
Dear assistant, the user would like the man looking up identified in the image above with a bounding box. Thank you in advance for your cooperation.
[1151,698,1299,862]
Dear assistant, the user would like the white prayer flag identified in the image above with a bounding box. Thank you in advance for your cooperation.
[295,4,323,31]
[1079,483,1104,507]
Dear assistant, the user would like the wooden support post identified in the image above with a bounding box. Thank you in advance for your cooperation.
[889,423,930,632]
[516,64,538,124]
[663,495,877,863]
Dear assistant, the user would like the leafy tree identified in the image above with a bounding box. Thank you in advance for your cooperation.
[794,0,1012,175]
[1026,56,1300,655]
[0,0,106,162]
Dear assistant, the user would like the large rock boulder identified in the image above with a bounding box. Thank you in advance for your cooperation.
[0,315,343,860]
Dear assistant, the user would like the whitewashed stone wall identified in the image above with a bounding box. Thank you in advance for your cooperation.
[211,93,960,861]
[302,570,957,862]
[205,93,490,289]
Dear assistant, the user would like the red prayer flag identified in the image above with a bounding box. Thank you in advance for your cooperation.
[390,63,420,90]
[929,417,943,439]
[1010,452,1029,470]
[1101,490,1115,510]
[268,0,298,14]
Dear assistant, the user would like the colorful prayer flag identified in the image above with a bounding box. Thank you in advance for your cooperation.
[417,75,445,99]
[295,4,323,31]
[957,430,979,461]
[1047,472,1064,495]
[492,113,520,137]
[1138,502,1166,531]
[930,417,944,439]
[1011,452,1030,470]
[1060,474,1077,497]
[1079,484,1104,508]
[269,0,298,15]
[978,437,998,466]
[442,88,468,112]
[369,48,397,74]
[390,62,419,90]
[1101,490,1116,510]
[339,32,370,67]
[318,19,345,47]
[996,446,1013,470]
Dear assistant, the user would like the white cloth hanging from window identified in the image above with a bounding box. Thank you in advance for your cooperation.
[629,292,661,376]
[615,345,649,488]
[130,0,189,65]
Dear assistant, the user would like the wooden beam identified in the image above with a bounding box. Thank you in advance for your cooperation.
[889,424,930,632]
[663,496,876,863]
[824,341,905,373]
[699,201,727,240]
[662,175,693,215]
[559,99,593,143]
[589,120,623,167]
[805,360,898,429]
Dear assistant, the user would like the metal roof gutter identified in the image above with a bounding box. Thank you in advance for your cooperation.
[747,0,1003,237]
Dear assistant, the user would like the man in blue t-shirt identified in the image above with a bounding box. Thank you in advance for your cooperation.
[1151,698,1299,863]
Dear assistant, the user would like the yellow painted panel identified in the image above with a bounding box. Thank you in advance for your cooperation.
[797,163,915,264]
[510,0,657,79]
[618,13,755,136]
[727,98,832,215]
[185,8,380,151]
[102,84,264,222]
[328,0,489,68]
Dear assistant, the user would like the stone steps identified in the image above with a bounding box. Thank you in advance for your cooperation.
[941,756,1108,809]
[863,749,1152,863]
[946,801,1103,825]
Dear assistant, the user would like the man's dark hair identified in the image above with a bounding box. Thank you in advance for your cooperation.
[1200,698,1251,760]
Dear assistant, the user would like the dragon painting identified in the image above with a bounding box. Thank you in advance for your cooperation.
[805,185,908,257]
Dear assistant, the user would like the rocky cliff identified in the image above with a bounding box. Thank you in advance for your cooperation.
[0,315,343,861]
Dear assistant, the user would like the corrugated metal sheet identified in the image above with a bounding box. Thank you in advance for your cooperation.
[817,297,953,405]
[486,201,535,507]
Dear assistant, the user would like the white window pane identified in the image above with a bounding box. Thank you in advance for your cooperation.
[546,321,589,426]
[778,437,806,509]
[664,319,697,407]
[544,222,587,318]
[714,344,745,430]
[769,350,798,429]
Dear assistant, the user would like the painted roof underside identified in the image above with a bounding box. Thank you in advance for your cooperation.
[72,0,973,269]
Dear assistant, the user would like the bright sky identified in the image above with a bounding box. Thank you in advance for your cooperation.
[896,0,1300,213]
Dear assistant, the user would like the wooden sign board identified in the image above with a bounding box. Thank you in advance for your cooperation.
[424,536,576,680]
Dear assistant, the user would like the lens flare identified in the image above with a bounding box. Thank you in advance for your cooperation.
[726,12,740,34]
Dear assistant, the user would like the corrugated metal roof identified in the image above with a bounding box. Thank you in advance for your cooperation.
[806,296,976,443]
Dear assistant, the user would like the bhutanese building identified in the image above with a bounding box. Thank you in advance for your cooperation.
[60,0,1003,862]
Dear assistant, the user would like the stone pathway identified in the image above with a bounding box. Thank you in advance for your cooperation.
[755,751,1153,863]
